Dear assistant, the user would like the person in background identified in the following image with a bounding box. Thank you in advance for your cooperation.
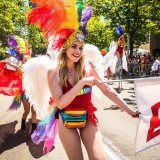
[115,35,126,76]
[5,52,19,71]
[151,56,160,76]
[3,55,37,134]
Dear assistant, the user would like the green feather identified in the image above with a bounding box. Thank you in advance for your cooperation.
[76,0,84,22]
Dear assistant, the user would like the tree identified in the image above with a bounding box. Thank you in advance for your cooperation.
[28,25,47,56]
[0,0,29,59]
[0,0,47,59]
[86,0,160,56]
[85,16,114,50]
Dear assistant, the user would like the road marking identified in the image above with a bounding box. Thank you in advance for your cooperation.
[103,137,128,160]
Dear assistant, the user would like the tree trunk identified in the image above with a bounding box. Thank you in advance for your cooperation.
[129,34,134,57]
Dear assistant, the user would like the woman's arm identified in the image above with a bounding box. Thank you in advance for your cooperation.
[90,62,140,117]
[47,69,95,110]
[5,61,23,75]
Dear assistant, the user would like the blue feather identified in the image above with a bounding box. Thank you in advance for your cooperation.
[116,24,123,36]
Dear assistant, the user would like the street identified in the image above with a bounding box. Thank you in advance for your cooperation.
[1,81,160,160]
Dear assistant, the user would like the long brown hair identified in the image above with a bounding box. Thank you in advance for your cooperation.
[57,49,86,87]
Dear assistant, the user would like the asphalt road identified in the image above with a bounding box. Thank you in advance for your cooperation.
[1,81,160,160]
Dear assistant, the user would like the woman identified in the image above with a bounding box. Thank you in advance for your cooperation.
[103,36,127,82]
[25,1,140,159]
[46,35,140,160]
[4,55,37,134]
[114,36,126,78]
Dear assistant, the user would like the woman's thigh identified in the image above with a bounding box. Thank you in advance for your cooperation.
[58,117,84,160]
[80,122,106,160]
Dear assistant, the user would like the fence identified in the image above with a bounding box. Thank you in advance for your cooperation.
[127,63,160,77]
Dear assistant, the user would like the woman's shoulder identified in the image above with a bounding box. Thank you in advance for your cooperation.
[48,66,59,78]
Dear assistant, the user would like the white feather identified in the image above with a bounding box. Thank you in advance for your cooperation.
[83,44,105,79]
[102,42,117,69]
[22,55,56,119]
[83,44,105,100]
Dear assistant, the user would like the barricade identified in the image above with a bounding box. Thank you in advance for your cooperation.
[127,63,160,77]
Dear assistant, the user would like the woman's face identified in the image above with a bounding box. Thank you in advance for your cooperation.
[66,41,83,63]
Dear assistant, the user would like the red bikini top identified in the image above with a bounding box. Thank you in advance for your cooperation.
[117,46,124,55]
[62,81,92,111]
[62,81,98,126]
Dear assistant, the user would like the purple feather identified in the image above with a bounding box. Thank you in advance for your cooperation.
[82,7,93,37]
[14,51,23,61]
[8,35,23,61]
[8,35,18,50]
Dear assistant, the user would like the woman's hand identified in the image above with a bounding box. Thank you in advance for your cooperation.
[81,76,102,86]
[81,76,95,86]
[1,60,11,65]
[131,110,141,118]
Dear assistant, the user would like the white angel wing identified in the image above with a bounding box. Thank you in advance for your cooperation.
[108,41,116,51]
[83,44,105,100]
[103,42,117,67]
[122,53,128,71]
[22,55,57,119]
[83,44,105,79]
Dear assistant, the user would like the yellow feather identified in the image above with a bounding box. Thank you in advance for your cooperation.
[60,0,79,30]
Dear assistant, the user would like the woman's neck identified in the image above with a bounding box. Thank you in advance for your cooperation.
[67,60,75,71]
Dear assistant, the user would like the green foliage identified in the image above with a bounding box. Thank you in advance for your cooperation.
[85,16,114,50]
[86,0,160,56]
[0,47,6,60]
[28,25,47,56]
[0,0,160,58]
[0,0,47,59]
[0,0,29,47]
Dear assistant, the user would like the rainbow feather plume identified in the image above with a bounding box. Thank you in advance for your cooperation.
[28,0,79,51]
[8,93,22,111]
[8,35,29,61]
[116,24,123,36]
[31,107,58,154]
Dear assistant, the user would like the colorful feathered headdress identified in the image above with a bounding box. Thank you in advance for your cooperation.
[28,0,93,51]
[115,24,125,44]
[8,35,31,61]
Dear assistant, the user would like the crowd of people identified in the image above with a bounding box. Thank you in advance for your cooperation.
[127,53,160,77]
[102,42,160,79]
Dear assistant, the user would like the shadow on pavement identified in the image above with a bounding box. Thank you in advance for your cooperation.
[0,119,54,158]
[0,120,18,148]
[123,98,136,105]
[104,105,119,110]
[0,120,29,154]
[26,138,44,158]
[26,139,55,158]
